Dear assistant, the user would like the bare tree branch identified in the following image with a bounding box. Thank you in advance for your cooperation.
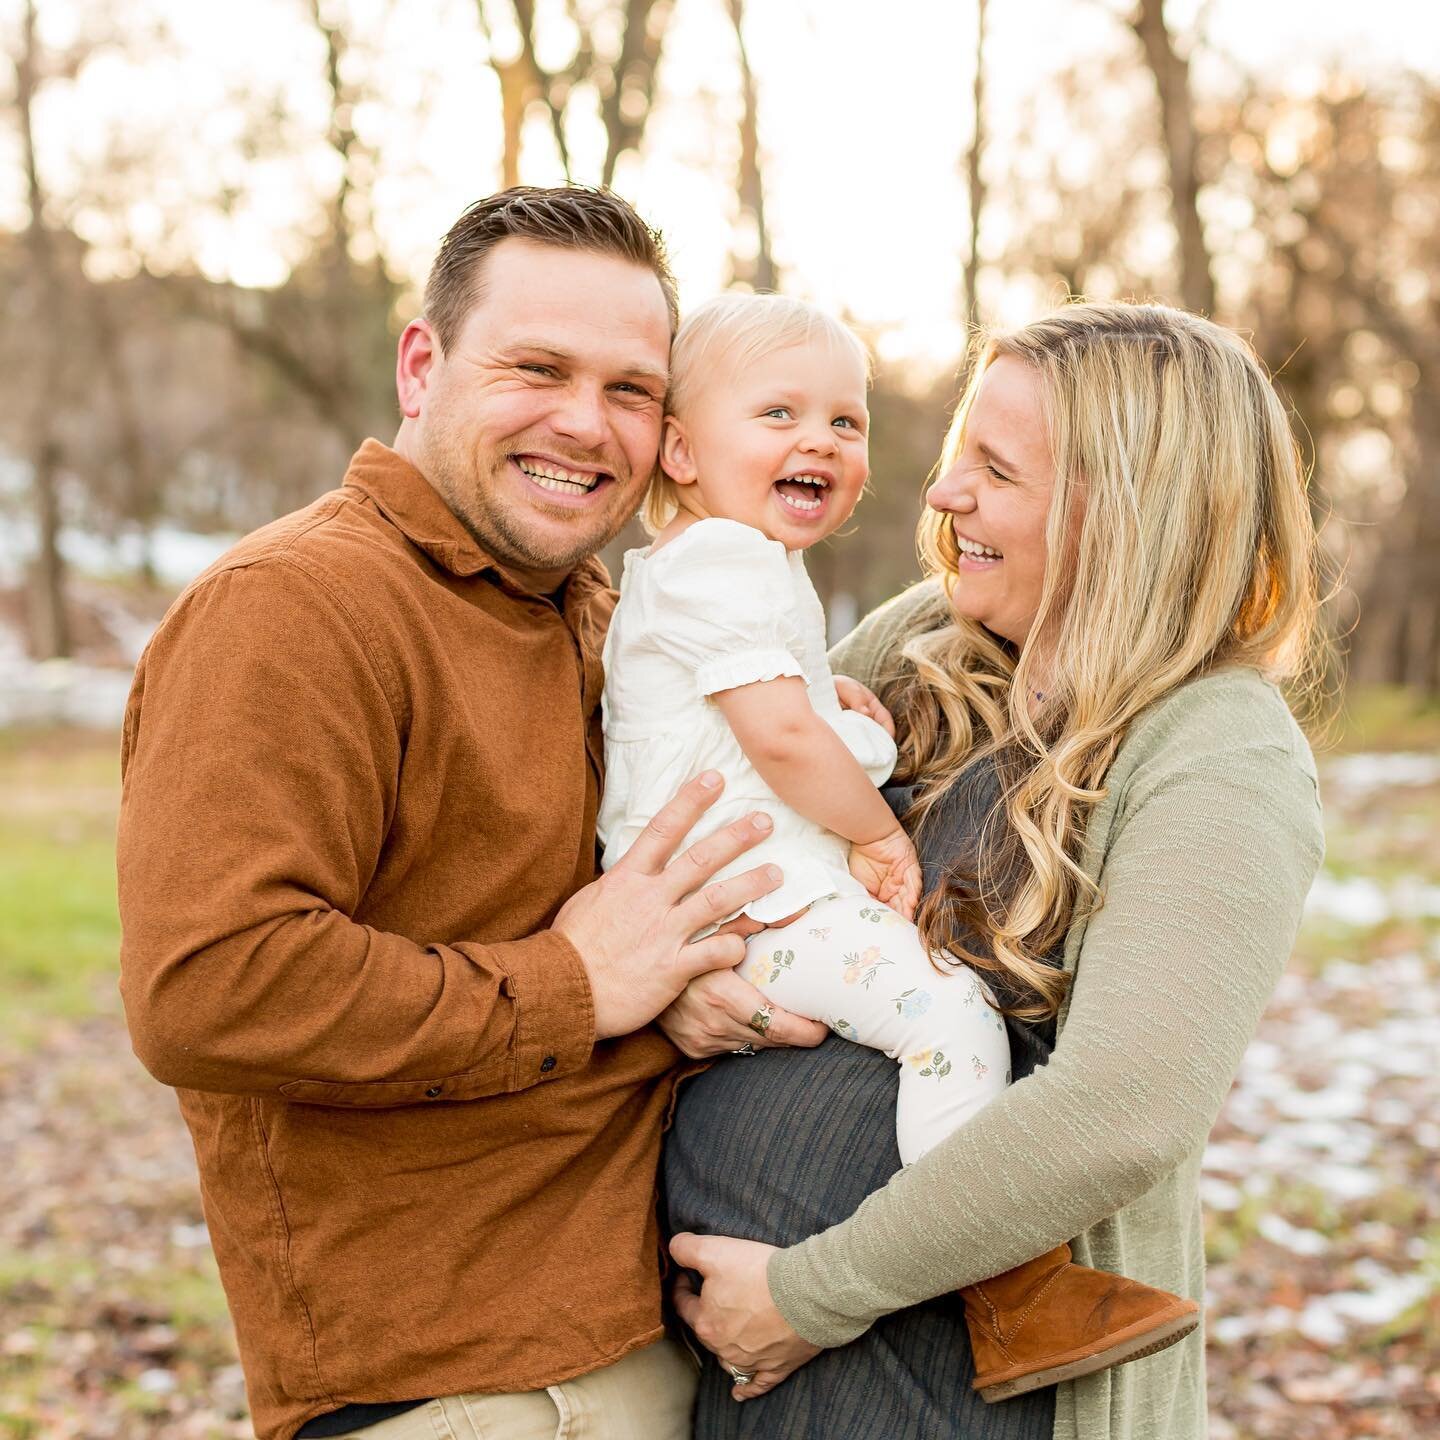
[16,0,71,657]
[963,0,988,322]
[725,0,775,289]
[1130,0,1216,312]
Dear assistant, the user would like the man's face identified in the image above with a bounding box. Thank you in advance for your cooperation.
[399,238,672,590]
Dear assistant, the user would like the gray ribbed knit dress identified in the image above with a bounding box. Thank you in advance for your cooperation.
[665,759,1058,1440]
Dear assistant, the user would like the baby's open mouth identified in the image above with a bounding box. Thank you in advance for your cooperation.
[773,473,830,514]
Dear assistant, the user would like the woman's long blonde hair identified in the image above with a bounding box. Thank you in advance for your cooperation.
[889,301,1323,1019]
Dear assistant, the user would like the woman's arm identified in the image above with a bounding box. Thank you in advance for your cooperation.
[764,739,1323,1345]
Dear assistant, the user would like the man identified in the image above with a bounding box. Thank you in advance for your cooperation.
[117,187,788,1440]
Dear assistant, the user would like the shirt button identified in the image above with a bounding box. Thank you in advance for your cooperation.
[539,1056,557,1073]
[425,1085,442,1098]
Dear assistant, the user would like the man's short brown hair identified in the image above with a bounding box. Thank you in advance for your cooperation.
[423,185,680,353]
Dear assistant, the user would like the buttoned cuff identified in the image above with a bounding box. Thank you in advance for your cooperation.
[490,928,596,1091]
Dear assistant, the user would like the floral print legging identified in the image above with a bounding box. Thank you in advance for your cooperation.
[739,893,1013,1164]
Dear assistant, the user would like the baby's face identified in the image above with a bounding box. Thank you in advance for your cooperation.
[666,338,869,550]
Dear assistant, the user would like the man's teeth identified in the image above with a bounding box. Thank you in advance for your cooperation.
[957,535,1002,559]
[518,459,600,494]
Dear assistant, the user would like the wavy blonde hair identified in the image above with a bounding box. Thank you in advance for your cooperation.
[888,301,1323,1020]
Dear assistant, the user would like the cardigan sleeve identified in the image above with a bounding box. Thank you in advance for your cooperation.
[767,734,1323,1346]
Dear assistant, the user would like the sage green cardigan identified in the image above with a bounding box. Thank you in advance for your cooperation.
[767,580,1324,1440]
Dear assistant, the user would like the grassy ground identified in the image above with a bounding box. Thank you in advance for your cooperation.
[0,691,1437,1437]
[0,731,125,1047]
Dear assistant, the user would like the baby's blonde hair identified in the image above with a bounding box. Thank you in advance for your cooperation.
[642,293,871,534]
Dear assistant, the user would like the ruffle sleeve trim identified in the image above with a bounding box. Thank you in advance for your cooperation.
[694,647,805,699]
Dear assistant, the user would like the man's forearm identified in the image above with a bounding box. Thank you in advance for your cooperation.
[121,902,595,1105]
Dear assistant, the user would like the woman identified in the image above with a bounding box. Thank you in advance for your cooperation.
[658,301,1326,1440]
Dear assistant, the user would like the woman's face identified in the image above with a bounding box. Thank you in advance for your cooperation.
[925,356,1057,648]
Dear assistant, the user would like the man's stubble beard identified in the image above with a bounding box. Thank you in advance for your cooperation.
[422,420,643,577]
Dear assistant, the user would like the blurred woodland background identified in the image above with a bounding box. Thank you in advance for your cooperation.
[1,0,1438,684]
[1,1,1438,1437]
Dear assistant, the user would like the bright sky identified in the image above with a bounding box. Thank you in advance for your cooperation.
[7,0,1437,373]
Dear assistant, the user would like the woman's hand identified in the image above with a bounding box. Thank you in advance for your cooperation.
[670,1233,823,1400]
[657,967,828,1057]
[833,675,896,738]
[848,826,922,921]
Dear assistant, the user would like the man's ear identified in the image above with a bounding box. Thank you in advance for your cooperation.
[396,319,439,419]
[661,415,699,486]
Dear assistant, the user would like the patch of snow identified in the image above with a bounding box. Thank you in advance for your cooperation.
[1325,752,1440,797]
[1201,1176,1244,1211]
[1296,1267,1431,1345]
[1305,874,1391,926]
[1257,1213,1330,1255]
[0,653,135,728]
[0,518,236,590]
[1303,1163,1383,1203]
[1305,871,1440,925]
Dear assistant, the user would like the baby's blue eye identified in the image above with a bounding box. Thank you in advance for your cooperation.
[763,406,792,420]
[834,416,860,430]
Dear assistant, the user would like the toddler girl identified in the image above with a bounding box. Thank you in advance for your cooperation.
[599,293,1198,1401]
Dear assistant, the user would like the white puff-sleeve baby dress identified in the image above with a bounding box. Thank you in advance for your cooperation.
[599,517,899,923]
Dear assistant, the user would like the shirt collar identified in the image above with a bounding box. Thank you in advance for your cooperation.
[341,438,610,600]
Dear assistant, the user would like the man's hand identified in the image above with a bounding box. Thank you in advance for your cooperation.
[670,1233,823,1401]
[553,772,782,1039]
[848,825,922,922]
[658,968,828,1057]
[833,675,896,739]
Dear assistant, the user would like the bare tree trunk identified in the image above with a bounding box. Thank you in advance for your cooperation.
[475,1,672,190]
[1352,406,1440,693]
[726,0,776,290]
[600,0,670,188]
[963,0,987,321]
[1131,0,1215,314]
[476,0,575,181]
[17,0,70,658]
[496,55,528,188]
[28,439,70,659]
[90,286,160,584]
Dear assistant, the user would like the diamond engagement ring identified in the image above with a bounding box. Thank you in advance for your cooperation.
[732,1041,757,1056]
[726,1363,755,1386]
[747,1003,774,1038]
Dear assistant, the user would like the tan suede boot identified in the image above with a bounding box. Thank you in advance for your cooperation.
[962,1243,1200,1402]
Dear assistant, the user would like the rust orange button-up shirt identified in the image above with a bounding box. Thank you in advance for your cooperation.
[117,441,681,1440]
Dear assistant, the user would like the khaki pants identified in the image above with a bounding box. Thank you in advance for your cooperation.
[329,1338,698,1439]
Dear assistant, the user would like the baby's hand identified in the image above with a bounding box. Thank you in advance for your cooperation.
[848,826,922,922]
[833,676,896,740]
